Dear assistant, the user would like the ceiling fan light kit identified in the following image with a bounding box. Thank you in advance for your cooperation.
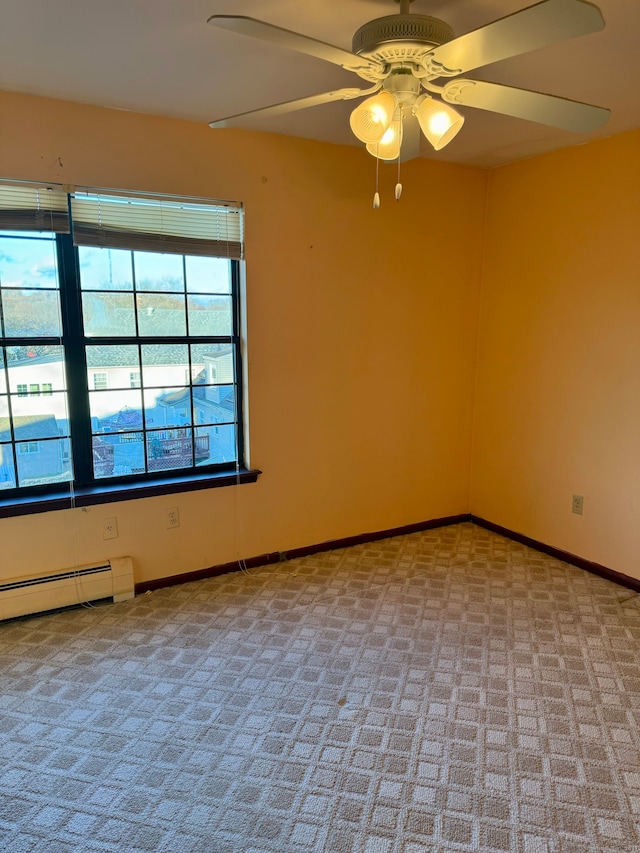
[208,0,610,205]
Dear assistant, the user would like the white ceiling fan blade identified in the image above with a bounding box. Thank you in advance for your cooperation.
[209,88,371,128]
[442,79,610,132]
[424,0,605,78]
[401,115,421,162]
[207,15,384,77]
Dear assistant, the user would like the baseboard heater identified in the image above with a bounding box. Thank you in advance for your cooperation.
[0,557,135,621]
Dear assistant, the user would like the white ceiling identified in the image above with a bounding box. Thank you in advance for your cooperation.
[1,0,638,167]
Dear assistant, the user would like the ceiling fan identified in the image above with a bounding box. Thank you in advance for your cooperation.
[208,0,609,193]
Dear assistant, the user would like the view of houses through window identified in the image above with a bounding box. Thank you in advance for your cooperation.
[0,185,244,495]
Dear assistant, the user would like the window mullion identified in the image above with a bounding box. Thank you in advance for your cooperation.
[56,234,93,488]
[230,260,244,465]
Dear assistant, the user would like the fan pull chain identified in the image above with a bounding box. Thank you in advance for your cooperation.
[373,147,380,208]
[395,106,404,201]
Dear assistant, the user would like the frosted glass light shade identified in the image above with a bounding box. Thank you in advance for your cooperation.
[350,91,397,144]
[414,96,464,151]
[366,117,403,160]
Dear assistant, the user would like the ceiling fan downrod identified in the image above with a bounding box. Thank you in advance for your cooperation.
[395,0,414,14]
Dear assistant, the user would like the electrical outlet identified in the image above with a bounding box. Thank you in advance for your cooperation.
[102,516,118,539]
[165,506,180,529]
[572,495,584,515]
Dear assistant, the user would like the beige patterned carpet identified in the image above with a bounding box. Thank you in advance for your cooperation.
[1,522,640,853]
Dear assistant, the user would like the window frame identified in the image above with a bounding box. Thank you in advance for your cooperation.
[0,185,258,518]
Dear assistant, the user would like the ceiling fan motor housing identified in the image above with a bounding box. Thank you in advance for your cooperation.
[382,70,421,104]
[352,14,454,77]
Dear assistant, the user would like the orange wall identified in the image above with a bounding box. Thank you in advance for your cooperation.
[0,91,485,584]
[471,130,640,578]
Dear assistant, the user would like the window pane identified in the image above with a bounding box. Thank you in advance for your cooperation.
[2,290,61,336]
[0,350,5,394]
[15,437,72,487]
[86,345,140,390]
[193,384,235,426]
[0,234,58,289]
[147,428,193,473]
[78,246,133,291]
[187,295,232,336]
[82,292,136,337]
[0,443,16,489]
[93,432,145,480]
[185,256,231,294]
[141,344,189,388]
[195,424,236,466]
[136,293,186,336]
[144,386,191,429]
[90,390,142,432]
[191,344,235,384]
[10,393,70,438]
[134,252,184,292]
[5,345,66,391]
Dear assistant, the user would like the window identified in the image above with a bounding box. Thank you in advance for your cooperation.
[18,441,40,454]
[0,180,253,512]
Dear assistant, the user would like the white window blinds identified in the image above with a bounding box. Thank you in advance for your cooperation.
[70,189,244,260]
[0,181,70,233]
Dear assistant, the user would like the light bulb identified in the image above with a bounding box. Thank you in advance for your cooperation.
[429,112,453,136]
[350,91,397,144]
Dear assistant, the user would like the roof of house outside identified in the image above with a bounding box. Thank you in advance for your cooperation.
[157,374,234,410]
[7,343,233,370]
[0,414,60,441]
